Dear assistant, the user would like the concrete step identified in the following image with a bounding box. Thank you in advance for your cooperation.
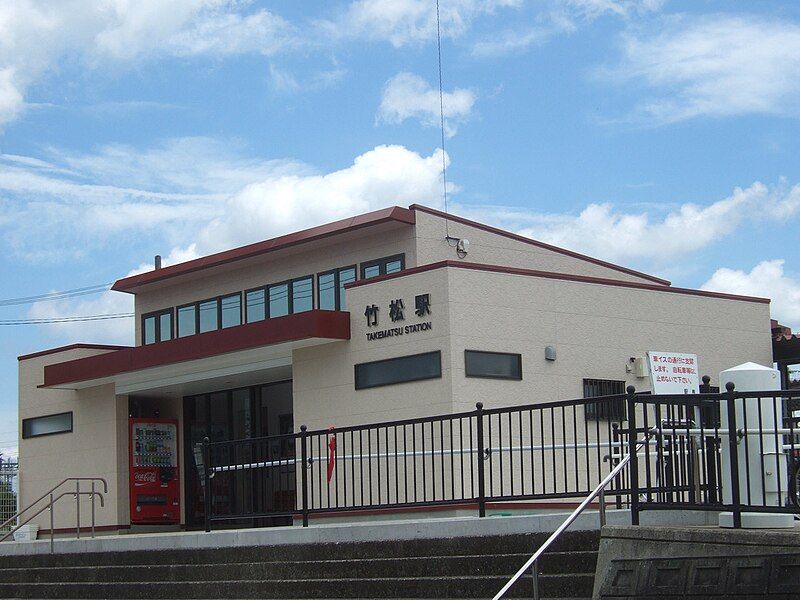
[0,531,600,568]
[0,573,595,599]
[0,551,597,584]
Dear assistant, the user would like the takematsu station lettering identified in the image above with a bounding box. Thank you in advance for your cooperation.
[365,293,432,341]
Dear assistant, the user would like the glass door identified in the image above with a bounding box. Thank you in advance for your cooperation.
[182,381,294,529]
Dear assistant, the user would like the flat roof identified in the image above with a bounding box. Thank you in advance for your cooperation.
[347,260,770,305]
[410,204,671,286]
[18,344,129,362]
[42,310,350,388]
[112,206,416,293]
[112,203,672,294]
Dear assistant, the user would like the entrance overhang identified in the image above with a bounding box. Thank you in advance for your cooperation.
[42,310,350,392]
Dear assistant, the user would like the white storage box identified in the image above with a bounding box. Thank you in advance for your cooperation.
[12,524,39,542]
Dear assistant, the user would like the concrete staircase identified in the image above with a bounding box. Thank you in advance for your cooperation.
[0,530,599,599]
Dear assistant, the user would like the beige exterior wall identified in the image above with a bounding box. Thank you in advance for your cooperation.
[130,206,668,346]
[293,267,453,433]
[445,268,772,410]
[413,209,667,285]
[17,210,773,531]
[18,349,129,533]
[296,265,770,427]
[292,266,771,510]
[133,224,417,345]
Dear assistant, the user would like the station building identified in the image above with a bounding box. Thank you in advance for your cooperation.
[17,204,773,534]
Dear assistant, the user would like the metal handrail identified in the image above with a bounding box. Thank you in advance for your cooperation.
[491,433,652,600]
[0,477,107,552]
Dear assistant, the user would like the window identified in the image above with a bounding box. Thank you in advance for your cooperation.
[269,283,289,317]
[583,379,626,421]
[142,309,172,345]
[159,312,172,341]
[22,412,73,439]
[143,315,156,345]
[339,267,356,309]
[317,265,357,311]
[198,299,219,333]
[292,277,313,313]
[177,304,196,337]
[220,293,242,328]
[318,271,336,311]
[360,254,405,280]
[246,288,266,323]
[465,350,522,380]
[355,351,442,390]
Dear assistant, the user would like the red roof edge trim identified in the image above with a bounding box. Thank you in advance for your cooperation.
[18,344,130,362]
[345,260,770,305]
[42,310,350,388]
[112,206,415,293]
[408,204,672,287]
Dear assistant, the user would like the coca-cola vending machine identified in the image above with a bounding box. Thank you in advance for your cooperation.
[129,418,180,524]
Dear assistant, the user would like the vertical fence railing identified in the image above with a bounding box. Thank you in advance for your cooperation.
[200,386,800,530]
[632,384,800,526]
[0,457,18,535]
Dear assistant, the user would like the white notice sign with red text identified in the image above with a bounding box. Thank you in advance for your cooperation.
[646,351,700,394]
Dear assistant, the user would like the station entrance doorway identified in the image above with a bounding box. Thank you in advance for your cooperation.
[183,380,294,529]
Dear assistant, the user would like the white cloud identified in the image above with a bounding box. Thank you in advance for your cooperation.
[326,0,521,47]
[471,0,662,57]
[27,246,201,344]
[702,260,800,330]
[602,15,800,123]
[268,63,348,94]
[28,289,135,345]
[0,67,24,126]
[8,141,448,341]
[196,144,447,253]
[472,27,555,57]
[378,72,475,137]
[1,140,448,259]
[461,180,800,264]
[0,1,297,129]
[562,0,664,20]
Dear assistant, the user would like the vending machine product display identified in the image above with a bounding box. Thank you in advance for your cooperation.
[129,418,180,524]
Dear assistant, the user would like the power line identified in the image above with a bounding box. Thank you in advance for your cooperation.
[0,282,114,307]
[435,0,450,239]
[0,313,133,326]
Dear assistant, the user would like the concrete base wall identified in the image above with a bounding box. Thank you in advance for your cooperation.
[0,508,715,557]
[594,524,800,599]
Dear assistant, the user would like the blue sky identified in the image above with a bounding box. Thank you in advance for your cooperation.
[1,0,799,457]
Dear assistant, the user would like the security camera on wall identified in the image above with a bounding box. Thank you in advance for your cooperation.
[456,238,469,257]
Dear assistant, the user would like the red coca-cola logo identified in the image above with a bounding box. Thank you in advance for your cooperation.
[134,470,157,483]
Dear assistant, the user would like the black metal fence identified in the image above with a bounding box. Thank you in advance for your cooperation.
[0,457,18,534]
[199,383,800,531]
[631,384,800,527]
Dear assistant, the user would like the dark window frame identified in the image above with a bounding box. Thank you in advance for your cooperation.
[141,308,173,345]
[290,275,314,314]
[197,296,221,334]
[583,378,627,421]
[22,411,73,439]
[360,253,405,279]
[176,302,198,338]
[316,264,357,311]
[354,350,442,390]
[144,274,316,343]
[244,286,267,323]
[267,280,291,317]
[464,350,523,381]
[266,275,315,317]
[220,291,243,329]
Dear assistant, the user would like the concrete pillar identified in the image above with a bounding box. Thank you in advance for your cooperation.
[719,362,794,528]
